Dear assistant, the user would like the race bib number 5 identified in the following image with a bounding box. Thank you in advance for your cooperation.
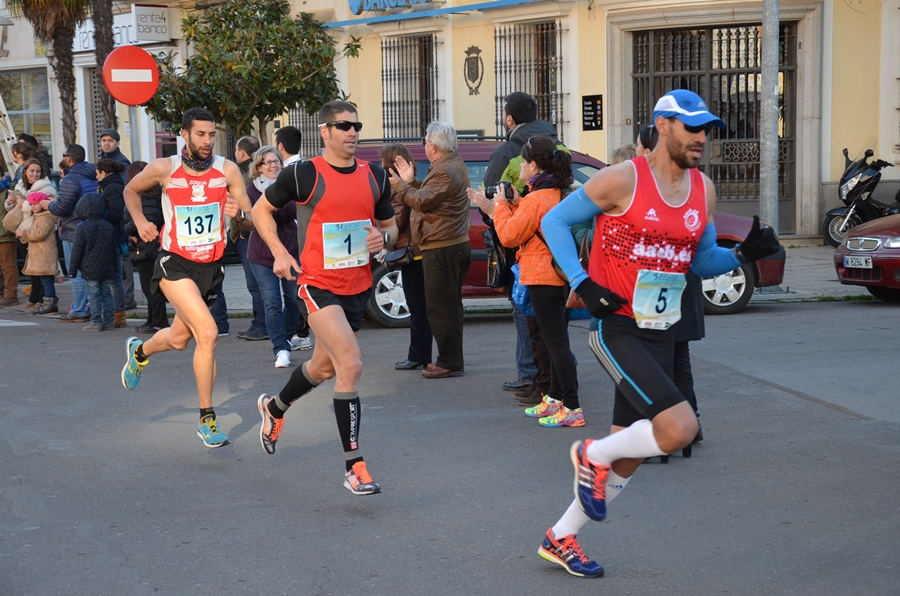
[632,270,686,330]
[175,203,221,247]
[323,220,370,270]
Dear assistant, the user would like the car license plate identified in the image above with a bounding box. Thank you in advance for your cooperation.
[843,255,872,269]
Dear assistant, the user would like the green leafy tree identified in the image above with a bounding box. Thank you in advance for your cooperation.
[5,0,91,144]
[144,0,360,144]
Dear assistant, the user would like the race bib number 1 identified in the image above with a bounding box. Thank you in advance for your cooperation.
[323,220,370,269]
[175,203,221,247]
[632,270,686,330]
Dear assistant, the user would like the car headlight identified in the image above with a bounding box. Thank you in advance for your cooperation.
[883,237,900,249]
[841,174,862,199]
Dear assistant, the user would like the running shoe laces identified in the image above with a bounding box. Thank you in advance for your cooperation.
[257,394,284,455]
[560,534,592,565]
[571,439,610,521]
[344,461,381,495]
[525,395,562,418]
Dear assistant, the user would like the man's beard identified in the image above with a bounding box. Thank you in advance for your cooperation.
[188,141,211,160]
[667,135,702,170]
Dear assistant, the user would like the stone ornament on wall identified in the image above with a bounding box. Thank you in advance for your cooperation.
[464,46,484,96]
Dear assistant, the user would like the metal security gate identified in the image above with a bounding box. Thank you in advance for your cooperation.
[86,68,107,162]
[494,20,566,141]
[381,34,440,139]
[287,108,321,159]
[633,24,797,233]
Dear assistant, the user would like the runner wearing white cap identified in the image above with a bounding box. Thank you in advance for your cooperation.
[533,89,779,577]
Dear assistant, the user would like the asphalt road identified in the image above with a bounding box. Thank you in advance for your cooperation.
[1,300,898,595]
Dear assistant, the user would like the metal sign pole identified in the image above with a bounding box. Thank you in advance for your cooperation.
[759,0,780,233]
[129,104,141,163]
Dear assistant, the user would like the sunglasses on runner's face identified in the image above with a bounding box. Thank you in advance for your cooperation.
[319,120,363,132]
[682,122,715,135]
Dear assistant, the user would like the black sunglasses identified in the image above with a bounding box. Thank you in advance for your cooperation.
[682,122,715,135]
[319,120,362,132]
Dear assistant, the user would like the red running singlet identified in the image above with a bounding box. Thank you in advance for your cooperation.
[160,155,229,264]
[587,155,707,327]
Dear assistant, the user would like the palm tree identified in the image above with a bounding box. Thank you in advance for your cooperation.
[90,0,117,129]
[5,0,91,144]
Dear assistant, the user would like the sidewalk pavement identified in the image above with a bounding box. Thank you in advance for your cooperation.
[214,245,863,312]
[12,245,862,317]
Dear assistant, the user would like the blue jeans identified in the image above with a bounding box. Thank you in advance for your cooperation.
[512,299,537,380]
[238,237,266,334]
[86,279,114,325]
[249,261,300,355]
[39,275,56,298]
[62,240,89,316]
[109,252,126,311]
[210,291,228,334]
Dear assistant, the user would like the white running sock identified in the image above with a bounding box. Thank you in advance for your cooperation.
[551,471,631,538]
[584,419,665,465]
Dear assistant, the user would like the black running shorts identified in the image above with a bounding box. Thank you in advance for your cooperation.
[151,251,225,308]
[589,314,686,427]
[297,283,371,332]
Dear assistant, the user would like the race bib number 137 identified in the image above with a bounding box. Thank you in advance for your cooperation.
[174,203,221,247]
[322,220,370,269]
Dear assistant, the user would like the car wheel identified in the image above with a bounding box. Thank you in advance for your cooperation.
[701,262,757,315]
[822,213,861,248]
[365,263,411,328]
[866,286,900,302]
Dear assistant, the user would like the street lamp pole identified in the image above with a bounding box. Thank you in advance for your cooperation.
[759,0,780,232]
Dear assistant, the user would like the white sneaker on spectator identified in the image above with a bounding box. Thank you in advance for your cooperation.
[275,350,291,368]
[290,334,313,351]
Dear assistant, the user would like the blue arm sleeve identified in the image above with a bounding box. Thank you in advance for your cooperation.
[540,186,602,288]
[690,222,742,277]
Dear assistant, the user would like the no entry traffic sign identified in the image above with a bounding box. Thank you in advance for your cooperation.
[102,46,159,106]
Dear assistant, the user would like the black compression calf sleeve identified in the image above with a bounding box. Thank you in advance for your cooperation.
[272,362,319,418]
[333,392,361,463]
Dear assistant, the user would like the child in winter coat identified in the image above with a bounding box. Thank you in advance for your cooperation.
[70,192,119,331]
[16,191,59,315]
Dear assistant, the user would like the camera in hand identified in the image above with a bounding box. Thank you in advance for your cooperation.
[485,183,514,201]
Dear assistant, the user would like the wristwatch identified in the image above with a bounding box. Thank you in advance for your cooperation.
[235,209,246,223]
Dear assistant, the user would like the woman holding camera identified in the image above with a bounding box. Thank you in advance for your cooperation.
[469,135,584,427]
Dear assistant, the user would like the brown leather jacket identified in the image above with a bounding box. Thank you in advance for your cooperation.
[395,151,470,250]
[390,190,422,257]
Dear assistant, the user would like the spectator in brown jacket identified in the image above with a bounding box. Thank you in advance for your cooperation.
[381,143,433,371]
[391,122,471,378]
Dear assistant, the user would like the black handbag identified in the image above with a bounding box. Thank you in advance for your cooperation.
[384,247,412,271]
[483,228,509,289]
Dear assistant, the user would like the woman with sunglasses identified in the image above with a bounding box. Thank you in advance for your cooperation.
[469,135,584,428]
[243,146,300,369]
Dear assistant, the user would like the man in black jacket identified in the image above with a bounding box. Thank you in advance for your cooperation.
[99,129,131,176]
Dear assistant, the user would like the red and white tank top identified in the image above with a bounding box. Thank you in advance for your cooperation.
[587,155,707,329]
[160,155,228,263]
[297,156,380,295]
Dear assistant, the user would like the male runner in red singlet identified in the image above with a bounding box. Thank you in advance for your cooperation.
[251,100,397,495]
[536,90,780,576]
[120,108,253,449]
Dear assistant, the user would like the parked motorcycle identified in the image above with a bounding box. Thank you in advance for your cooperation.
[822,141,899,247]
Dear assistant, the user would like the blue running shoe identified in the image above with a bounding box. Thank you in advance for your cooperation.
[538,528,604,578]
[570,439,610,521]
[121,336,149,390]
[197,415,230,448]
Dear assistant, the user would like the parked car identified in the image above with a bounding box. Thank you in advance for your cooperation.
[832,213,900,302]
[303,140,786,326]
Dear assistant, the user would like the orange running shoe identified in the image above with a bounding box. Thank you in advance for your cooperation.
[257,394,285,454]
[344,461,382,495]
